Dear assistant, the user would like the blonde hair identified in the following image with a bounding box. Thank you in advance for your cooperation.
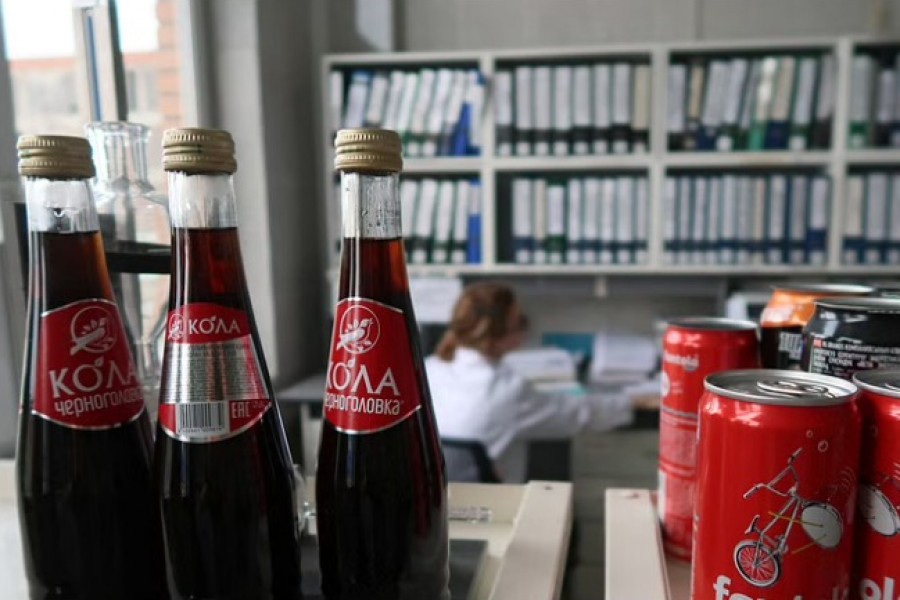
[435,282,526,361]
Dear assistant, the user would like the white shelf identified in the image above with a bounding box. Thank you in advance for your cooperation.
[845,148,900,165]
[494,154,652,172]
[664,151,831,169]
[403,157,483,174]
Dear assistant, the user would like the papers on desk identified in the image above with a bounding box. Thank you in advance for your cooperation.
[590,330,658,385]
[409,277,463,323]
[502,346,578,383]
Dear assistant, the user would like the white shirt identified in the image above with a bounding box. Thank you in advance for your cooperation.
[425,347,634,482]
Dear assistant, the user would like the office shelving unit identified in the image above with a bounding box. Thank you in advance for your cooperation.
[322,36,900,279]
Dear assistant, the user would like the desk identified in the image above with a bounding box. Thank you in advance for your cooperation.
[0,461,573,600]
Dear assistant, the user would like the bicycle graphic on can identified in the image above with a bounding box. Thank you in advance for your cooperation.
[733,448,844,588]
[859,468,900,537]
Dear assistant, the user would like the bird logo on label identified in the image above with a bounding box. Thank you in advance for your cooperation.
[337,304,381,355]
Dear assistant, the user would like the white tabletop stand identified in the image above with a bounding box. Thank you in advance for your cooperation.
[0,461,573,600]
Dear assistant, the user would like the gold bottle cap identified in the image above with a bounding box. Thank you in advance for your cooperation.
[162,127,237,174]
[17,135,95,179]
[334,128,403,173]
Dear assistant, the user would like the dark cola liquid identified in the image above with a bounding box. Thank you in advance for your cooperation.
[760,324,804,370]
[154,228,301,600]
[317,236,449,600]
[17,231,168,600]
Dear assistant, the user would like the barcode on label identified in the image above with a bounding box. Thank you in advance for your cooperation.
[176,402,228,435]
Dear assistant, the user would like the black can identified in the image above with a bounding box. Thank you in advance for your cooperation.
[802,297,900,379]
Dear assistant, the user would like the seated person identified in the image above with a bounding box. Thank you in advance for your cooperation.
[425,282,658,483]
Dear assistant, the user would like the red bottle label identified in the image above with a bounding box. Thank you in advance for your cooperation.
[33,298,145,429]
[158,302,271,443]
[324,298,422,434]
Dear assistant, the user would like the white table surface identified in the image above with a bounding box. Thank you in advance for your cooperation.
[0,460,572,600]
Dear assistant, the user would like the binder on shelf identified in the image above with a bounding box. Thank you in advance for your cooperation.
[864,172,889,264]
[467,182,482,264]
[495,69,515,156]
[684,59,707,151]
[676,177,692,265]
[788,56,818,151]
[439,70,468,156]
[411,178,439,264]
[515,65,535,156]
[692,176,708,264]
[582,178,601,264]
[450,179,471,264]
[572,66,592,155]
[893,53,900,148]
[890,174,900,262]
[766,174,788,264]
[807,176,830,265]
[788,175,809,264]
[381,71,407,132]
[706,176,721,264]
[343,70,372,130]
[631,65,651,153]
[328,70,344,138]
[765,56,796,150]
[407,68,436,157]
[459,70,486,156]
[553,65,574,156]
[611,62,633,154]
[400,179,419,255]
[874,54,896,148]
[363,71,390,128]
[737,176,756,265]
[635,177,649,264]
[748,57,779,151]
[422,68,454,157]
[663,176,678,264]
[698,59,729,151]
[667,63,687,151]
[592,63,612,154]
[512,178,534,264]
[600,178,617,264]
[431,180,456,263]
[546,180,567,264]
[848,54,875,149]
[735,59,762,150]
[533,179,549,264]
[843,174,865,264]
[811,54,836,149]
[751,177,767,265]
[566,178,583,264]
[717,58,749,152]
[720,174,739,264]
[394,72,419,148]
[533,66,553,155]
[616,176,635,264]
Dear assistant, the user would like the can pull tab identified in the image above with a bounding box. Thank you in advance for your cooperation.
[756,379,833,398]
[883,382,900,393]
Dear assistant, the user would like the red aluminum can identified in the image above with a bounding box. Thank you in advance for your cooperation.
[852,369,900,600]
[692,370,861,600]
[658,317,760,561]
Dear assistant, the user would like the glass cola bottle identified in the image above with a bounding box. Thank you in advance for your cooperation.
[317,128,450,600]
[15,134,167,599]
[154,128,302,600]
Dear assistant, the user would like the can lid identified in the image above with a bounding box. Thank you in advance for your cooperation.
[771,283,874,296]
[853,369,900,400]
[813,297,900,313]
[667,317,758,332]
[705,369,858,406]
[162,127,236,174]
[17,134,95,179]
[334,128,403,173]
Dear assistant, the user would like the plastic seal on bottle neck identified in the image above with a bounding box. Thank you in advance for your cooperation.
[334,128,403,174]
[162,127,237,175]
[17,135,95,179]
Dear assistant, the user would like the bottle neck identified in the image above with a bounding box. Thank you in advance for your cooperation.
[168,172,237,229]
[86,122,150,183]
[341,171,400,239]
[24,177,99,233]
